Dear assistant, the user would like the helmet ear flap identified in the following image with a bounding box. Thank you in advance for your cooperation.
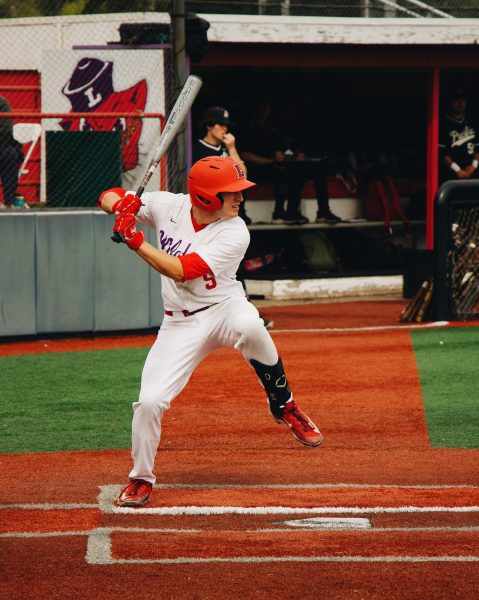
[197,194,213,208]
[189,187,223,212]
[196,193,224,208]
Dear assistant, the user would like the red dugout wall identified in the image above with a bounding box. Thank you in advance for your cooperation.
[0,71,41,204]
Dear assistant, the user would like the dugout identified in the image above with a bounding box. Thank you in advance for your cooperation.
[188,14,479,250]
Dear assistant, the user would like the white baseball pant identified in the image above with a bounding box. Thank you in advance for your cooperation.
[128,296,278,484]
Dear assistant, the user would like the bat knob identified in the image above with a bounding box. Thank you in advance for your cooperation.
[111,232,124,243]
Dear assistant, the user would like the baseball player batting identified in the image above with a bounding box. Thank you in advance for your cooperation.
[98,156,322,508]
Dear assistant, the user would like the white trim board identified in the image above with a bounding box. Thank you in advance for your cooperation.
[245,275,403,300]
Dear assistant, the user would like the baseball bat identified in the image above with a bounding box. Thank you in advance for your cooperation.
[416,277,434,322]
[112,74,203,243]
[400,275,432,323]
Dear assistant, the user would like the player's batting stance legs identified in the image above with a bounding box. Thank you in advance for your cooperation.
[127,299,321,492]
[98,156,322,508]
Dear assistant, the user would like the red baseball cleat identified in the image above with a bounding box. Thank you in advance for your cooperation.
[272,399,323,447]
[116,479,152,507]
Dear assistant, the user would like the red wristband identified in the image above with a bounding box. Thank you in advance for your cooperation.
[126,230,145,251]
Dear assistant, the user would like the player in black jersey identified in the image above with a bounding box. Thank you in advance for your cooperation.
[439,87,479,184]
[192,106,251,224]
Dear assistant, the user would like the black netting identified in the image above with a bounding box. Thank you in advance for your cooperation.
[0,0,476,19]
[449,206,479,319]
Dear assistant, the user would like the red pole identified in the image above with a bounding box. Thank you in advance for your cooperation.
[426,67,440,249]
[0,112,164,119]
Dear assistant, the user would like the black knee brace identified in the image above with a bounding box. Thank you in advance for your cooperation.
[250,357,292,418]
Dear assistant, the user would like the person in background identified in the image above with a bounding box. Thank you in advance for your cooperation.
[285,97,344,225]
[192,106,251,225]
[240,97,309,225]
[0,95,24,209]
[439,87,479,184]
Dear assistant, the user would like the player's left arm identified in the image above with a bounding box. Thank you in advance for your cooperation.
[137,242,185,282]
[194,226,250,276]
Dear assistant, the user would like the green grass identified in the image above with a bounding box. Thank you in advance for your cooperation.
[0,347,149,453]
[411,326,479,449]
[2,328,478,454]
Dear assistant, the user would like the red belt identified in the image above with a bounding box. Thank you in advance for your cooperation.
[164,304,216,318]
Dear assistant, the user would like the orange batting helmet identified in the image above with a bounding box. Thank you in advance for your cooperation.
[187,156,256,212]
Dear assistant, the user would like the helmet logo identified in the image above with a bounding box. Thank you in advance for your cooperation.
[232,162,245,179]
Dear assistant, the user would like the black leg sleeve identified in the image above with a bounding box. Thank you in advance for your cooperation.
[250,357,292,418]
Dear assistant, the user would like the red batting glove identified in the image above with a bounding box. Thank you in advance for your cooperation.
[112,212,145,250]
[112,191,142,215]
[97,188,142,214]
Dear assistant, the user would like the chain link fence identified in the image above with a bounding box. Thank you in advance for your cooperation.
[193,0,479,18]
[191,0,479,17]
[0,1,192,207]
[1,0,479,18]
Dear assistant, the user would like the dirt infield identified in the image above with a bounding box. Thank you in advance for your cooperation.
[1,300,479,599]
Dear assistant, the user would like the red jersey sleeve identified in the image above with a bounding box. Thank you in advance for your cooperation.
[178,252,213,281]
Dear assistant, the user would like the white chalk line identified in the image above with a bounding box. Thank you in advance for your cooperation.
[0,503,98,510]
[109,505,479,516]
[271,321,450,333]
[3,525,479,540]
[84,527,479,565]
[4,484,479,566]
[89,555,479,565]
[256,526,479,533]
[0,528,201,539]
[0,530,93,538]
[2,522,477,565]
[151,483,479,490]
[98,484,479,516]
[2,481,478,512]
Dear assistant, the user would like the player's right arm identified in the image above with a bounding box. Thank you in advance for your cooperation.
[98,187,185,282]
[97,188,142,214]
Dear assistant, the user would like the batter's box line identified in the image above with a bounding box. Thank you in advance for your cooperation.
[98,485,479,516]
[85,528,479,565]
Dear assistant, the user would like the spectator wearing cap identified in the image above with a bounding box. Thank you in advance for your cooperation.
[192,106,251,224]
[439,87,479,184]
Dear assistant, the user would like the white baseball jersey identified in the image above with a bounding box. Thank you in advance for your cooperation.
[135,191,250,312]
[127,190,280,484]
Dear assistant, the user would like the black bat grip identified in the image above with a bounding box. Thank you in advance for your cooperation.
[111,232,124,243]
